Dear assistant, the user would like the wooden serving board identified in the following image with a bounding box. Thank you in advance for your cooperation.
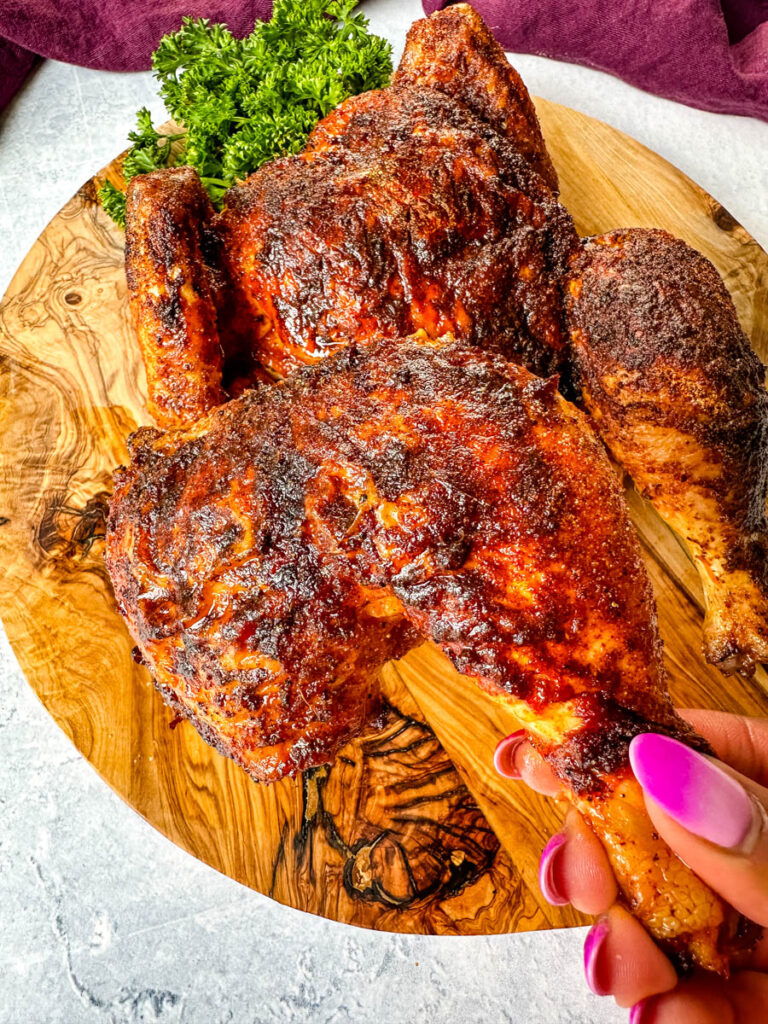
[2,98,768,936]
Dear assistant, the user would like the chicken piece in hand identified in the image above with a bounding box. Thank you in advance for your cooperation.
[566,229,768,675]
[107,333,754,975]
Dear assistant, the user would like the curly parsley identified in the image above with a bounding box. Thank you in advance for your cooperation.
[98,0,392,226]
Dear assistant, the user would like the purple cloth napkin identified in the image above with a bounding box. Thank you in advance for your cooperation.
[422,0,768,121]
[0,1,271,109]
[1,0,766,121]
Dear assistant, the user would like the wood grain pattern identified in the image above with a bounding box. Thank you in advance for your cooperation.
[1,98,767,935]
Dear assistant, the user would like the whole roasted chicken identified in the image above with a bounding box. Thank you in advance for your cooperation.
[109,2,768,976]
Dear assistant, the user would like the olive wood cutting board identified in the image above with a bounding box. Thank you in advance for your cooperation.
[2,97,768,936]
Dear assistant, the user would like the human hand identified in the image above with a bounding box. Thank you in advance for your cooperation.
[494,710,768,1022]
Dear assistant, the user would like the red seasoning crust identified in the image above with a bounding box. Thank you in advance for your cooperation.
[393,3,559,192]
[125,167,227,427]
[566,228,768,674]
[123,3,575,427]
[107,334,749,974]
[216,84,575,382]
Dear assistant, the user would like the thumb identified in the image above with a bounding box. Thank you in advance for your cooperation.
[629,733,768,927]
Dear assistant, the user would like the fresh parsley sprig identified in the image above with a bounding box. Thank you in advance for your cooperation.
[98,0,392,227]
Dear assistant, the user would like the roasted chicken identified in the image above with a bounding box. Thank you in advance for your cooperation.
[125,6,576,427]
[392,1,558,191]
[107,333,749,973]
[566,229,768,675]
[110,1,768,977]
[123,4,768,677]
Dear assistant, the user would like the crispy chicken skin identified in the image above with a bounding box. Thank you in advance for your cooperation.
[394,3,558,192]
[113,5,768,976]
[123,5,575,419]
[566,229,768,675]
[216,84,574,380]
[107,401,416,776]
[124,167,226,429]
[107,334,749,974]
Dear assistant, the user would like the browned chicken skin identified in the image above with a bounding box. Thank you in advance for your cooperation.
[216,85,575,382]
[566,229,768,675]
[111,3,768,977]
[107,334,749,974]
[393,3,559,191]
[125,7,576,428]
[124,168,226,426]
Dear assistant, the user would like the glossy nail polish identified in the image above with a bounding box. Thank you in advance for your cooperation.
[538,832,569,906]
[493,729,526,779]
[583,917,611,996]
[629,733,755,849]
[629,999,649,1024]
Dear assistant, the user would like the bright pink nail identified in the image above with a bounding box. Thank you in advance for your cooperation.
[583,918,611,996]
[629,999,649,1024]
[629,733,755,849]
[493,729,526,779]
[538,832,569,906]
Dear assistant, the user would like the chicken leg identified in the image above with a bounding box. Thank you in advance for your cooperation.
[566,228,768,675]
[107,332,753,974]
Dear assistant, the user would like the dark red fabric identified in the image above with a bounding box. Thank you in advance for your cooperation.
[423,0,768,120]
[0,35,38,108]
[0,1,271,109]
[1,1,766,120]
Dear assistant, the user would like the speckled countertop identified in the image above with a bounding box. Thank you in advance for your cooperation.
[1,2,766,1021]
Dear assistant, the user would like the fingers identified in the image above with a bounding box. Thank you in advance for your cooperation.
[677,710,768,789]
[496,710,768,796]
[494,733,617,913]
[630,733,768,926]
[539,807,618,914]
[494,719,768,1018]
[582,906,677,1009]
[635,971,768,1024]
[494,731,562,795]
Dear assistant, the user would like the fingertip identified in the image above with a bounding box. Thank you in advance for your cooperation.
[517,743,563,796]
[559,807,618,915]
[583,905,677,1009]
[493,730,526,779]
[493,731,562,795]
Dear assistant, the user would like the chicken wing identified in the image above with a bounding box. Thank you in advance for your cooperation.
[566,229,768,674]
[107,333,751,974]
[124,167,226,429]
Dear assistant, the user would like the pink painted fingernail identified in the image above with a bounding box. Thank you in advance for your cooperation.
[493,729,526,779]
[538,832,569,906]
[629,999,649,1024]
[584,917,611,996]
[629,733,755,849]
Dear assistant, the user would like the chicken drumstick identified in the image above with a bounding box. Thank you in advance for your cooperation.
[566,229,768,675]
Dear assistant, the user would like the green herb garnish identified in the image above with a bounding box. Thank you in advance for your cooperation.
[98,0,393,226]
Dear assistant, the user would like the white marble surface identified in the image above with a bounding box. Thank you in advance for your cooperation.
[0,2,766,1021]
